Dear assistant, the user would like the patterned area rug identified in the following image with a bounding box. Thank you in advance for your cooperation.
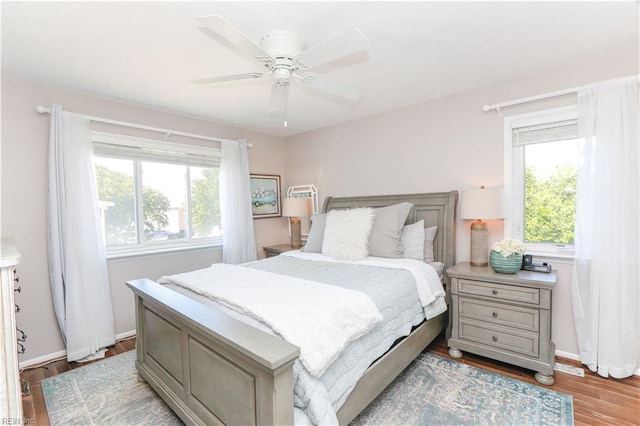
[42,350,573,425]
[42,351,181,425]
[351,353,574,426]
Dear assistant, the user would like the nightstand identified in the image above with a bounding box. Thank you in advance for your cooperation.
[447,262,557,385]
[263,243,301,258]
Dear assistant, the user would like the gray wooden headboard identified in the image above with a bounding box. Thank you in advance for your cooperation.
[322,191,458,273]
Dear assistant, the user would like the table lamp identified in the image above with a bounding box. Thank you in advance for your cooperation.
[460,186,505,266]
[282,197,310,248]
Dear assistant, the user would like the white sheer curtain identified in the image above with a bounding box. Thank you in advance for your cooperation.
[220,139,257,264]
[571,77,640,378]
[47,104,116,362]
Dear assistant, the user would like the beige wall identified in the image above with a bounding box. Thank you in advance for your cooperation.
[1,76,288,364]
[284,49,639,358]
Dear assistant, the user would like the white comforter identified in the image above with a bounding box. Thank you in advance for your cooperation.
[158,263,383,377]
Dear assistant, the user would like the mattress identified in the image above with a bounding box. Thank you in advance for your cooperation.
[163,254,446,425]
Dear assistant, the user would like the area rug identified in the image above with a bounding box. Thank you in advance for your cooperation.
[42,350,573,425]
[351,353,574,426]
[42,351,181,425]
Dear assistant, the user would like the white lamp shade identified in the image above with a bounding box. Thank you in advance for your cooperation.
[460,187,505,220]
[282,197,310,217]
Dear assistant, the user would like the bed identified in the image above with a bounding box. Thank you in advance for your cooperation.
[126,191,458,425]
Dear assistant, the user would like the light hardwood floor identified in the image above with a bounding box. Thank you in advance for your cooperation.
[21,334,640,425]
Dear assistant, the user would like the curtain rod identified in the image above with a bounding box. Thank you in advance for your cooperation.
[482,74,640,113]
[35,105,252,147]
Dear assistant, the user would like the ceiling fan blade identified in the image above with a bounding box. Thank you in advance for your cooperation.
[296,28,370,69]
[189,73,267,85]
[198,15,273,63]
[300,73,363,101]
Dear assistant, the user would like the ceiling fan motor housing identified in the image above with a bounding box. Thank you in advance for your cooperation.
[259,30,306,58]
[260,31,306,84]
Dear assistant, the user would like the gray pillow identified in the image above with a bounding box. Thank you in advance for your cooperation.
[368,202,413,258]
[424,225,438,263]
[302,213,327,253]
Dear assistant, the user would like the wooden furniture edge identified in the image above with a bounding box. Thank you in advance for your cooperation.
[127,278,299,425]
[446,263,557,384]
[127,191,458,425]
[127,278,300,369]
[322,191,457,270]
[336,312,446,424]
[446,262,557,290]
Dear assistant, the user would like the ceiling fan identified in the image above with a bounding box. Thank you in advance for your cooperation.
[190,15,370,127]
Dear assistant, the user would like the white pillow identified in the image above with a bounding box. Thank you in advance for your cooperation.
[424,225,438,263]
[322,208,375,261]
[401,220,425,261]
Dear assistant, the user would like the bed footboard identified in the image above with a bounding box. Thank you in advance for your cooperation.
[127,278,300,426]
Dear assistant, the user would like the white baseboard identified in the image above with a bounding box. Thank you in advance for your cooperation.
[19,349,67,370]
[19,329,136,370]
[554,349,581,362]
[555,349,640,376]
[116,329,137,341]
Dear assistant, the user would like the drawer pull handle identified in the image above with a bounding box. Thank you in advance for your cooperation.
[492,289,498,295]
[492,336,498,342]
[492,312,498,318]
[14,276,20,283]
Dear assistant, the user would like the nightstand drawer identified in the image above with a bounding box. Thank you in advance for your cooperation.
[459,318,539,357]
[458,278,540,305]
[458,298,539,332]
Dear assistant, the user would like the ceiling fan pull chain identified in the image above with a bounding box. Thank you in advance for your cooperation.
[284,85,289,128]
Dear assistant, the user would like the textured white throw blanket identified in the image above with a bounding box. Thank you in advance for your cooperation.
[158,264,383,377]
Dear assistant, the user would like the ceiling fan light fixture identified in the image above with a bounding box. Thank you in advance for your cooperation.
[273,67,292,84]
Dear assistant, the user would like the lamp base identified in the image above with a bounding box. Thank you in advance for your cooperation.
[470,220,488,267]
[290,217,302,249]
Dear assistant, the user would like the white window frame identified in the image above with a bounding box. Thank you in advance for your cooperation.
[503,105,577,258]
[92,132,223,258]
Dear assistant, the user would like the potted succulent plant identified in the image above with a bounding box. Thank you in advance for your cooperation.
[489,238,525,273]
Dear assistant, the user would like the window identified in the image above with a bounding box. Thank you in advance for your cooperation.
[92,131,222,256]
[504,106,578,256]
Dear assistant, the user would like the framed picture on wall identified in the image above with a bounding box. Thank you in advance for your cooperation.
[250,174,281,218]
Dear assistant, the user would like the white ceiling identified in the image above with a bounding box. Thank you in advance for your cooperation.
[2,1,638,137]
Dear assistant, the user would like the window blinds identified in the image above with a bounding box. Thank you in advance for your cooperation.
[92,131,221,167]
[512,119,578,147]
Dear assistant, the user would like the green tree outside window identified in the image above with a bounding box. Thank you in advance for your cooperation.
[524,165,577,245]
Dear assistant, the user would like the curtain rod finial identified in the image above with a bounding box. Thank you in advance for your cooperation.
[36,105,50,114]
